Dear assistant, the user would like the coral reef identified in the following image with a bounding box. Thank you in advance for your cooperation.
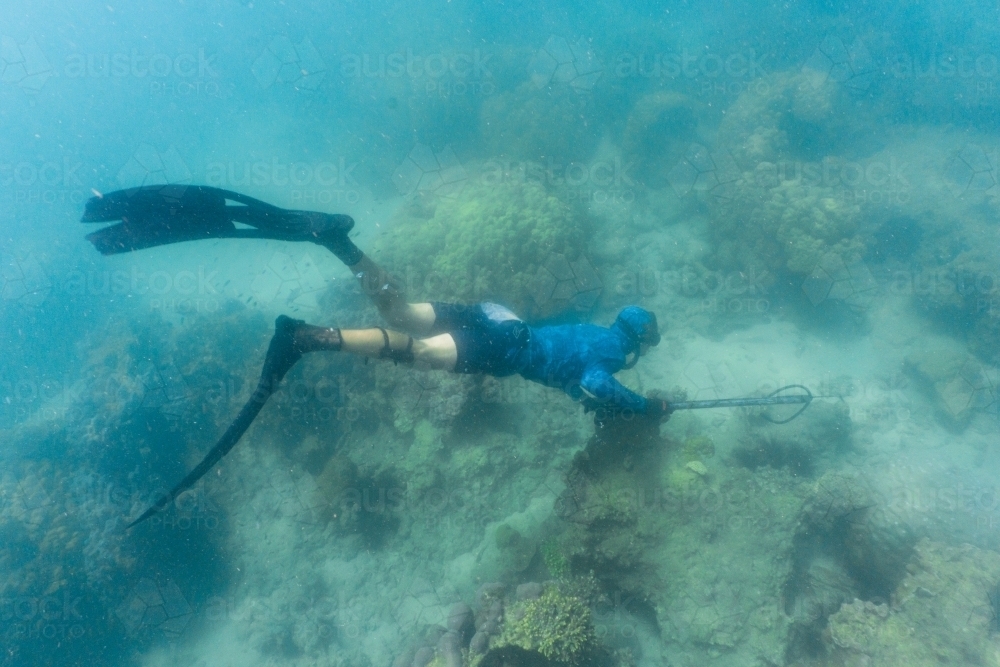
[679,434,715,463]
[553,413,812,665]
[700,70,881,282]
[783,471,915,661]
[479,82,601,164]
[375,179,589,318]
[392,580,605,667]
[715,70,853,168]
[904,208,1000,366]
[403,419,447,494]
[393,602,475,667]
[825,539,1000,665]
[710,168,866,280]
[494,584,597,665]
[472,582,507,657]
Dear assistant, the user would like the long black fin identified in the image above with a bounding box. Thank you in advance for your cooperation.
[128,316,304,528]
[81,185,353,255]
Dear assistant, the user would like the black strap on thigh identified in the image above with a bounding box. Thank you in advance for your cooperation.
[377,327,415,364]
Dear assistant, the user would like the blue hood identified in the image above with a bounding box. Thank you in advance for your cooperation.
[611,306,660,354]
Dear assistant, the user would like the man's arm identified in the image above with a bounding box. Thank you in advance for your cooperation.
[579,366,672,420]
[579,367,645,412]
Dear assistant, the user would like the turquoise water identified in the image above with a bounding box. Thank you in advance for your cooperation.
[3,2,1000,666]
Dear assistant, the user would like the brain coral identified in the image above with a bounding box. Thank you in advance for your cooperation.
[375,179,588,318]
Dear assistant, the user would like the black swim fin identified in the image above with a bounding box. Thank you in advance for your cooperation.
[81,185,356,256]
[127,315,305,528]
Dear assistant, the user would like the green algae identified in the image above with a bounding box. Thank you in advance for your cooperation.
[541,540,571,581]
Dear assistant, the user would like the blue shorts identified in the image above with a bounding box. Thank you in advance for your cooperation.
[429,302,530,375]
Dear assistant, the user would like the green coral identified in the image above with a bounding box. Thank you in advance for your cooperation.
[680,435,715,462]
[711,172,864,279]
[704,70,872,280]
[496,585,596,664]
[376,179,587,317]
[541,540,571,580]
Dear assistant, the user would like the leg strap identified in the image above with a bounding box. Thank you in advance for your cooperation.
[377,327,415,364]
[292,324,342,353]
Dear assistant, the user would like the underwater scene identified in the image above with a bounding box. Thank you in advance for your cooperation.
[4,1,1000,666]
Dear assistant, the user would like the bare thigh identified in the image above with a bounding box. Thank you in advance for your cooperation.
[412,333,457,372]
[384,303,437,336]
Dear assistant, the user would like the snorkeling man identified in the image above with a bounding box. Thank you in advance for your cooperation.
[80,185,670,525]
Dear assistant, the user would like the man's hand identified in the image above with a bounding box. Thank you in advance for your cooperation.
[645,397,673,422]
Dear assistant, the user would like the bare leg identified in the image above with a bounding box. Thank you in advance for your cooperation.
[348,254,436,335]
[319,222,437,333]
[292,321,456,372]
[340,329,456,371]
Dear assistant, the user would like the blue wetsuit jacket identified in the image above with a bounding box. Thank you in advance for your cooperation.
[431,302,649,414]
[515,322,648,413]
